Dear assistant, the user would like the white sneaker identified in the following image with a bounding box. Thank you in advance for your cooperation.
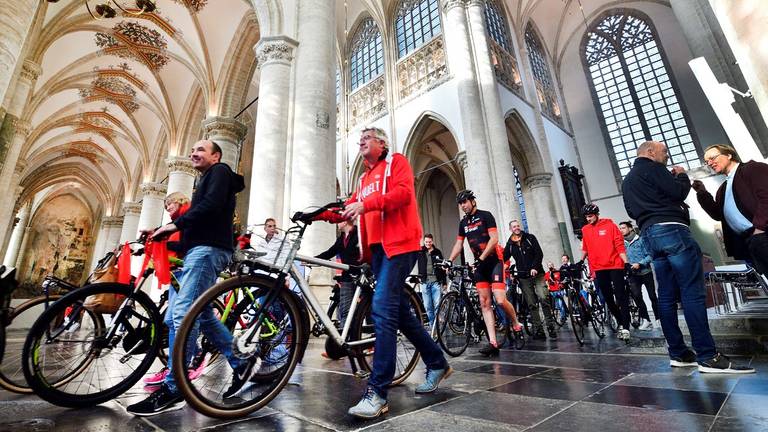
[618,327,630,341]
[638,319,653,331]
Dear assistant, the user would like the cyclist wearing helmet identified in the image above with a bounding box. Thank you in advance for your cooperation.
[579,203,632,341]
[447,190,524,356]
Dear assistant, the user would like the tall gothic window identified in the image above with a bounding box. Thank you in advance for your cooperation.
[395,0,441,58]
[583,12,697,177]
[484,0,521,92]
[484,0,512,52]
[525,23,562,124]
[350,18,384,91]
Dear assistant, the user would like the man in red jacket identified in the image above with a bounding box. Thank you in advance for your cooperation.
[342,127,451,419]
[580,203,631,341]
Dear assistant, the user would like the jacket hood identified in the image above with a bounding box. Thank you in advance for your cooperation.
[205,162,245,193]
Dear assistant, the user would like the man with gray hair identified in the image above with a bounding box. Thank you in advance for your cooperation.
[622,140,753,374]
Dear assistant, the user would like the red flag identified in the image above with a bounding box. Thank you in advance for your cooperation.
[152,241,171,285]
[117,242,132,284]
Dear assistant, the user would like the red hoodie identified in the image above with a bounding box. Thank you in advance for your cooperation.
[347,153,422,261]
[581,218,626,271]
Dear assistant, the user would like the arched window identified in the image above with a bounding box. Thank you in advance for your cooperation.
[583,12,697,177]
[395,0,441,58]
[525,23,561,124]
[484,0,512,52]
[349,18,384,91]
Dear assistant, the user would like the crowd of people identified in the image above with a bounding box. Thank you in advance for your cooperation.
[125,131,762,418]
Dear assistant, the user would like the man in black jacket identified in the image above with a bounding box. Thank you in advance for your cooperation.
[503,220,553,339]
[416,234,446,326]
[623,140,753,374]
[128,140,250,416]
[692,144,768,275]
[316,220,360,328]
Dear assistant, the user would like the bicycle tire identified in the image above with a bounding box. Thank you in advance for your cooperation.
[351,285,421,385]
[0,294,65,393]
[568,290,585,346]
[629,298,641,329]
[22,283,159,407]
[172,275,303,419]
[553,296,568,328]
[435,291,469,357]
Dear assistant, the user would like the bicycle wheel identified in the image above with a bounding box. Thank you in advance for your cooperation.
[629,298,641,329]
[553,295,568,328]
[590,304,606,339]
[22,283,159,407]
[492,304,510,347]
[173,275,303,419]
[435,292,469,357]
[351,286,421,385]
[0,295,68,393]
[568,291,585,346]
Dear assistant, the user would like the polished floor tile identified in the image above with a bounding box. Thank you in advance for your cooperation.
[536,367,630,384]
[463,363,550,377]
[586,384,728,415]
[616,371,740,393]
[364,409,523,432]
[429,391,572,427]
[490,377,607,401]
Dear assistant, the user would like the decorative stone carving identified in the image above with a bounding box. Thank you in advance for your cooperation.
[10,118,31,138]
[121,202,142,215]
[348,75,387,127]
[441,0,466,11]
[202,116,247,143]
[79,76,140,113]
[102,216,124,227]
[13,159,26,176]
[466,0,485,7]
[255,37,298,67]
[455,151,468,170]
[140,182,168,199]
[488,39,523,94]
[166,156,197,177]
[95,21,170,71]
[19,60,41,82]
[172,0,207,13]
[523,172,553,190]
[397,36,448,100]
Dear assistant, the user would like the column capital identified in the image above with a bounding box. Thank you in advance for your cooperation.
[121,202,142,216]
[465,0,484,8]
[102,216,124,227]
[523,172,553,189]
[455,150,468,170]
[140,182,168,200]
[20,60,42,82]
[254,36,299,68]
[166,156,197,177]
[441,0,466,11]
[14,159,27,175]
[10,118,31,138]
[202,116,247,143]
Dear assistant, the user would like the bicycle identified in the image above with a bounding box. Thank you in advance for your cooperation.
[547,287,569,328]
[434,263,524,357]
[170,202,423,419]
[506,275,533,336]
[0,265,20,364]
[560,262,606,346]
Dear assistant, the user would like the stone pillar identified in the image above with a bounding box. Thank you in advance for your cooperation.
[90,220,109,270]
[202,116,247,171]
[248,36,298,227]
[288,0,336,255]
[466,0,522,234]
[440,0,499,218]
[0,1,38,107]
[2,201,30,267]
[524,173,563,262]
[137,183,167,234]
[119,202,142,243]
[103,216,124,253]
[163,156,196,223]
[0,120,30,248]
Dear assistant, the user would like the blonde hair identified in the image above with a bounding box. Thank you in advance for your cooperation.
[704,144,741,163]
[165,192,190,206]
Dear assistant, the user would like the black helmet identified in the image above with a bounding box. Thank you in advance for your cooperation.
[581,203,600,216]
[456,189,476,203]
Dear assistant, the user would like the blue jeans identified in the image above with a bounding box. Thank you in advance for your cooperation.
[642,224,716,363]
[368,245,447,399]
[422,281,442,326]
[165,246,239,393]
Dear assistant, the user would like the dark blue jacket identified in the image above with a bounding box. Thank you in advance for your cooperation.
[174,163,245,252]
[622,157,691,232]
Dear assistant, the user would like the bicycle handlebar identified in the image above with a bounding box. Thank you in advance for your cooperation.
[291,201,347,224]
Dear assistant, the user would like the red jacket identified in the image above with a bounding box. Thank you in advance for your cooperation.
[581,218,626,271]
[168,203,190,260]
[347,153,423,261]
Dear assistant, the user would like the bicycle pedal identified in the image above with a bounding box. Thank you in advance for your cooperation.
[354,370,371,380]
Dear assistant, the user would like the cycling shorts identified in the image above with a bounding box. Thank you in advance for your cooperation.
[474,257,506,290]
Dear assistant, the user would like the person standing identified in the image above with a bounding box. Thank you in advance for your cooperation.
[315,220,360,328]
[417,234,447,327]
[503,220,554,340]
[342,127,451,419]
[128,139,248,415]
[619,221,657,331]
[580,203,632,341]
[692,144,768,275]
[622,140,754,373]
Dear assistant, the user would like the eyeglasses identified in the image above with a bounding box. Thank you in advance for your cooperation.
[265,224,276,228]
[704,153,723,164]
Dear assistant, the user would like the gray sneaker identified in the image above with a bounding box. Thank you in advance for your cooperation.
[415,366,453,394]
[348,387,388,419]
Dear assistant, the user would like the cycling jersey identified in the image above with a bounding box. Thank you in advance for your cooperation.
[457,209,503,261]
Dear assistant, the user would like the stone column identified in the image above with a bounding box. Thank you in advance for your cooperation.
[440,0,499,218]
[2,201,30,267]
[0,1,39,107]
[248,36,298,227]
[103,216,124,253]
[524,173,563,261]
[288,0,336,255]
[119,202,142,243]
[202,116,247,171]
[0,120,30,248]
[163,156,196,223]
[465,0,522,234]
[137,183,167,234]
[90,220,109,270]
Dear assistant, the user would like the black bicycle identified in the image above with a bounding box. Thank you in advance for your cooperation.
[561,262,606,346]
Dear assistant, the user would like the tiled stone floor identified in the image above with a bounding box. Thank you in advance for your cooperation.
[1,328,766,431]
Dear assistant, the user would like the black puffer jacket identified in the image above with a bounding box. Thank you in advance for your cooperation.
[503,232,544,277]
[417,247,447,284]
[622,157,691,231]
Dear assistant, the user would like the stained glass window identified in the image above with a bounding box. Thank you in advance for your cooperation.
[525,23,562,124]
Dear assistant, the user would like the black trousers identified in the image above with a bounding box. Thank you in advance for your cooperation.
[746,232,768,276]
[594,269,630,329]
[628,272,659,321]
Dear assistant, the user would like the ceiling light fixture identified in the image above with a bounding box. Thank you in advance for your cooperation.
[46,1,157,20]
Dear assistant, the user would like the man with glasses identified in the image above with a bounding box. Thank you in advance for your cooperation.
[692,144,768,276]
[252,218,282,262]
[622,140,754,374]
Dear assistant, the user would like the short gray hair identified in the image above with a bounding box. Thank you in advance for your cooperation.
[361,127,389,148]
